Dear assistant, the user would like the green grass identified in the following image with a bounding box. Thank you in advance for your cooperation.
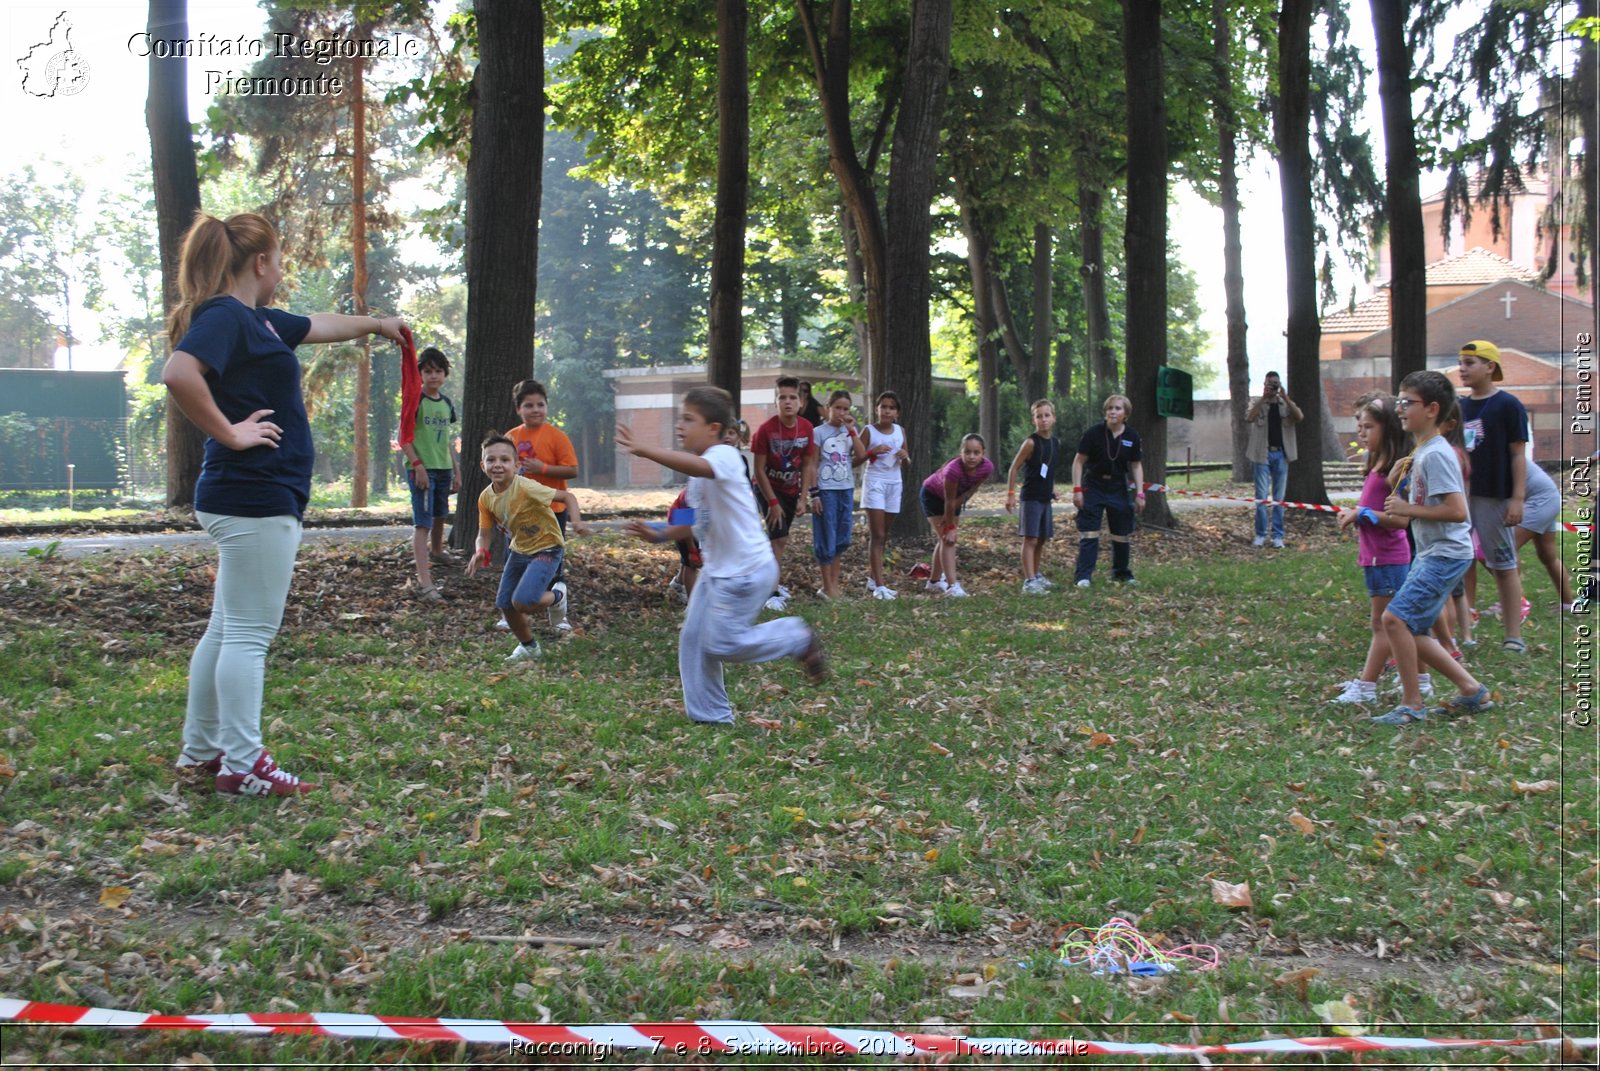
[0,516,1591,1065]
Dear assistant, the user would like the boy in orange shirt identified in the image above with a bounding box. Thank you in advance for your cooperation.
[505,379,580,633]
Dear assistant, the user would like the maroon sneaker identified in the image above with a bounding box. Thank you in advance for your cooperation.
[215,752,317,797]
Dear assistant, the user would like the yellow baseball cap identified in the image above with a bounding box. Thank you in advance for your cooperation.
[1459,340,1504,381]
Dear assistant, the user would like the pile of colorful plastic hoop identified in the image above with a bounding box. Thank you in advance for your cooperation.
[1053,918,1221,976]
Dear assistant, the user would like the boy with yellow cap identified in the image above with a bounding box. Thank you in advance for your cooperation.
[1456,340,1530,653]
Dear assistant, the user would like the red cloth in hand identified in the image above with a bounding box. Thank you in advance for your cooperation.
[397,326,420,448]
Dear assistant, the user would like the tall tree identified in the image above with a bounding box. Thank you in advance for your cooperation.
[350,33,374,506]
[707,0,749,403]
[456,2,544,550]
[1274,0,1328,505]
[881,0,953,532]
[1122,0,1171,526]
[1212,0,1252,482]
[1371,0,1426,390]
[147,0,204,506]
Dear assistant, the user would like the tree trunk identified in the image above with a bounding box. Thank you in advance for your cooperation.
[147,0,203,507]
[1372,0,1427,391]
[840,204,871,381]
[797,0,888,388]
[1213,0,1252,481]
[1275,0,1329,506]
[1031,223,1052,401]
[962,200,1001,452]
[456,2,544,550]
[1079,175,1115,404]
[371,349,391,496]
[1121,0,1171,526]
[707,0,748,406]
[882,0,952,539]
[1054,336,1071,405]
[350,46,370,508]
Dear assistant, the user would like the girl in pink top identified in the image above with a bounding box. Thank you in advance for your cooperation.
[1332,394,1414,705]
[917,434,995,597]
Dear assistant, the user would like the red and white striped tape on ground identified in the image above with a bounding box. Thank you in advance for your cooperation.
[1140,483,1594,533]
[2,999,1593,1058]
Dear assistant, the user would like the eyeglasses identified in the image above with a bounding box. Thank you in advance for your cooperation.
[1396,398,1419,410]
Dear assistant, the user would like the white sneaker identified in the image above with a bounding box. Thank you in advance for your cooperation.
[1418,673,1433,698]
[548,582,570,632]
[764,594,789,612]
[926,579,948,594]
[1075,579,1091,588]
[1332,679,1377,704]
[1251,536,1266,547]
[945,583,969,598]
[1270,538,1285,549]
[1022,578,1046,595]
[668,572,688,605]
[505,641,541,662]
[866,577,879,592]
[1035,576,1054,590]
[872,586,897,600]
[494,617,511,631]
[777,585,791,599]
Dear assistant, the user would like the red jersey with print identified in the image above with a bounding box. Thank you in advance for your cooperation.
[751,415,815,499]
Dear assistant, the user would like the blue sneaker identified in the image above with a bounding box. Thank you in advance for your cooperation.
[1371,705,1427,726]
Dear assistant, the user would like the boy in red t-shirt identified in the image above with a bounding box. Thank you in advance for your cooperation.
[750,376,816,611]
[504,379,581,632]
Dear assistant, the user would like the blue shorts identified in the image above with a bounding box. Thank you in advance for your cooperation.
[496,547,564,613]
[1019,500,1054,540]
[407,468,453,529]
[1363,562,1409,599]
[812,488,853,565]
[1386,555,1472,635]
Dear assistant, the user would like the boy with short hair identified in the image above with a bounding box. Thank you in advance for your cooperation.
[1456,340,1529,654]
[751,376,817,611]
[1006,399,1060,594]
[468,434,592,662]
[810,389,867,599]
[506,379,581,632]
[399,346,460,603]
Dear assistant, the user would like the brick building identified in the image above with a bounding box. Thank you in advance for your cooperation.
[1318,248,1589,461]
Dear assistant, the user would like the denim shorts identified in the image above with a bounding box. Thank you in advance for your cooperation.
[407,468,453,529]
[1386,555,1472,635]
[812,488,854,565]
[496,546,564,612]
[1363,562,1409,599]
[1019,499,1054,539]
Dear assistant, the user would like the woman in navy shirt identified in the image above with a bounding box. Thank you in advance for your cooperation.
[162,212,405,797]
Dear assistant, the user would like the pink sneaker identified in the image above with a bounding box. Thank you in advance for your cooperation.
[1518,597,1531,624]
[216,752,317,797]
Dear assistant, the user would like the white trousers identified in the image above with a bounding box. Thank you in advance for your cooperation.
[183,512,301,771]
[679,556,811,723]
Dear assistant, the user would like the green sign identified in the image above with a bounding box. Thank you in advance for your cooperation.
[1156,365,1193,420]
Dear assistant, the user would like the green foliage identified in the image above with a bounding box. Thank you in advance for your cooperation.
[0,163,102,368]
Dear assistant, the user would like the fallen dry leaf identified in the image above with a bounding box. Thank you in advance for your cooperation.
[98,887,132,909]
[1287,812,1316,836]
[1209,878,1252,909]
[1510,779,1557,795]
[707,929,750,951]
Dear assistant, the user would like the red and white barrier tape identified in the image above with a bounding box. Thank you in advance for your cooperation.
[1,999,1592,1058]
[1139,483,1594,533]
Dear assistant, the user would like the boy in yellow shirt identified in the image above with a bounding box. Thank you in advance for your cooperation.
[467,434,592,661]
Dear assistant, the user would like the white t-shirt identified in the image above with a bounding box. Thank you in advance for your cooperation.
[813,420,857,490]
[1408,435,1475,560]
[689,443,775,577]
[862,423,904,480]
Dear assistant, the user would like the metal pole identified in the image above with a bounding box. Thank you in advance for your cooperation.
[67,463,76,511]
[1186,447,1191,485]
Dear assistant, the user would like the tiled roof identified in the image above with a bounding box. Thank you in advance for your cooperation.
[1323,290,1390,335]
[1422,246,1538,286]
[1323,248,1538,336]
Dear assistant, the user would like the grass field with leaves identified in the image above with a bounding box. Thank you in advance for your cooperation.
[0,507,1591,1066]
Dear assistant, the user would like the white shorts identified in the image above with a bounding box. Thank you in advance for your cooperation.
[861,476,902,513]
